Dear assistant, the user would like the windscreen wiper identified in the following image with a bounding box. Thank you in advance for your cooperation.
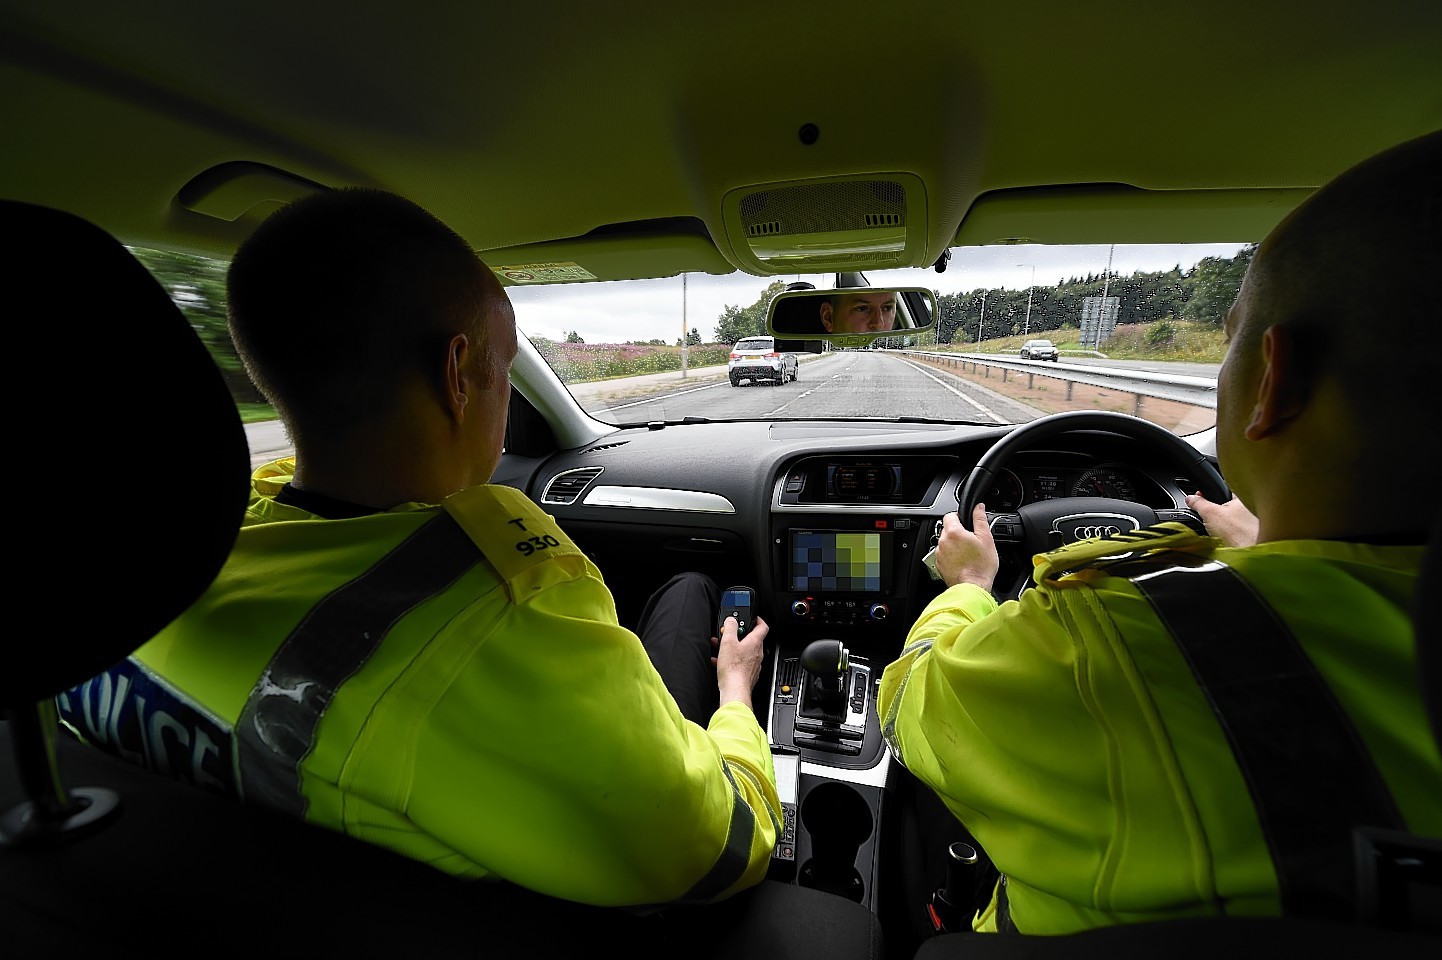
[640,416,711,430]
[892,415,993,425]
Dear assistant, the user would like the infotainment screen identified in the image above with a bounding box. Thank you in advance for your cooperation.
[789,530,892,593]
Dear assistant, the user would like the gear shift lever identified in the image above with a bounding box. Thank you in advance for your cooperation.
[801,639,848,677]
[798,639,849,723]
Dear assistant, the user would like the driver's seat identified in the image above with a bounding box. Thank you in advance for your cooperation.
[0,200,883,960]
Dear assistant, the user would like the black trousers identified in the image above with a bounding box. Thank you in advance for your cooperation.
[634,572,722,726]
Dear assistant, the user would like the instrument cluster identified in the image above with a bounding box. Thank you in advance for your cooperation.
[978,458,1172,511]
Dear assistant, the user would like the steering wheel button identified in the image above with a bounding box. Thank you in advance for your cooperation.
[989,516,1023,541]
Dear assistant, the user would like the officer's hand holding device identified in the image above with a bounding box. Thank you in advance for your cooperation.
[718,585,757,640]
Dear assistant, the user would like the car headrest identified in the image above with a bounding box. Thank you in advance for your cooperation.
[1,201,251,708]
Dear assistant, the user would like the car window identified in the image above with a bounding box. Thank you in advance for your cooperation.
[509,241,1247,435]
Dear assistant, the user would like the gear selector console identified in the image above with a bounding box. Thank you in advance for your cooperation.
[770,639,883,769]
[765,637,888,910]
[795,640,869,742]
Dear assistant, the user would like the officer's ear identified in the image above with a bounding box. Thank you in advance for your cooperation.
[442,332,471,422]
[1244,324,1309,441]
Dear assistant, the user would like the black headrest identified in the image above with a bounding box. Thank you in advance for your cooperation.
[1,201,251,707]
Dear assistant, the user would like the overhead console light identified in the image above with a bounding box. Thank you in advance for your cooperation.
[719,173,929,275]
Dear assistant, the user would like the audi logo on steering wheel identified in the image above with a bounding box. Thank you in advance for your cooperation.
[1053,513,1139,544]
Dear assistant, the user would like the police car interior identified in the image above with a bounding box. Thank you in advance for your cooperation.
[2,2,1440,958]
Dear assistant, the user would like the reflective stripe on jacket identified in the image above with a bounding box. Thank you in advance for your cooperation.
[60,458,780,908]
[878,524,1437,935]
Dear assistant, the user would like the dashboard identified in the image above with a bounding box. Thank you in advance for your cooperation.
[510,418,1213,664]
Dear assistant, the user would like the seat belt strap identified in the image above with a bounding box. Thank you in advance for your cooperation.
[1107,549,1406,919]
[236,513,480,816]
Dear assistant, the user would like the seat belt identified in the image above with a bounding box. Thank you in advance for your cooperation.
[1103,549,1407,921]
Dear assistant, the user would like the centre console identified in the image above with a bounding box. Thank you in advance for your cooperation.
[764,635,890,907]
[762,590,920,909]
[768,452,955,631]
[759,454,955,910]
[774,521,922,631]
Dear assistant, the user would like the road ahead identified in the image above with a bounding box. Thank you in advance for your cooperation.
[244,353,1216,466]
[582,351,1038,426]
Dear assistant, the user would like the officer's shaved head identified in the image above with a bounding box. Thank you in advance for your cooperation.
[1217,130,1440,540]
[1237,130,1440,392]
[228,187,498,444]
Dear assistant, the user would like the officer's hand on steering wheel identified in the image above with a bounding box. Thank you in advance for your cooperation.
[936,503,1000,592]
[1185,492,1259,547]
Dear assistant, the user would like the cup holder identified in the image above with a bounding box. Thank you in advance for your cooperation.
[797,781,873,902]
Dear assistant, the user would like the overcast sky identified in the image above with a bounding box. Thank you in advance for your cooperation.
[507,242,1251,345]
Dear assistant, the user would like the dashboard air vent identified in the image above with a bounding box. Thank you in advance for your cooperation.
[779,657,802,690]
[582,440,630,455]
[541,466,603,505]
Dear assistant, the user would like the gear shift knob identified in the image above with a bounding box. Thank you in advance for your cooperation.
[801,639,848,677]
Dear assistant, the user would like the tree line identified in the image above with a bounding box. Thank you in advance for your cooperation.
[933,245,1253,345]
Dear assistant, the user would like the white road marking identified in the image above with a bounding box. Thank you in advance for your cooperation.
[607,382,727,410]
[901,359,1008,423]
[769,387,819,415]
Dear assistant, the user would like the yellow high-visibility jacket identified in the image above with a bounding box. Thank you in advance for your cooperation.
[60,459,780,908]
[879,524,1438,935]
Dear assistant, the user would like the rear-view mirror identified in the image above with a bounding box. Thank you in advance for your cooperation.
[767,287,937,348]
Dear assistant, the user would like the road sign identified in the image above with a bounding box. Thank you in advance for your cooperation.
[1080,296,1119,348]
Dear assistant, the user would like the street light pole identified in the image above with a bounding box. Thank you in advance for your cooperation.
[1094,244,1115,351]
[1017,264,1036,335]
[976,293,987,346]
[681,272,689,377]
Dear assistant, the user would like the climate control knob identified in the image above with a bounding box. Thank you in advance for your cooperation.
[791,599,811,617]
[869,603,889,621]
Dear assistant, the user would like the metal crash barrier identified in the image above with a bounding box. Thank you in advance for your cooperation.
[902,350,1217,418]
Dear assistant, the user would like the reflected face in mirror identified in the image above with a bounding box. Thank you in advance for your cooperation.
[767,286,933,341]
[819,292,899,333]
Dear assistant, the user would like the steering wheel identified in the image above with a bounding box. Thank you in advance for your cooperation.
[953,410,1231,599]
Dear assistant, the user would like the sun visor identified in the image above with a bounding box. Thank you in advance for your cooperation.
[952,184,1313,246]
